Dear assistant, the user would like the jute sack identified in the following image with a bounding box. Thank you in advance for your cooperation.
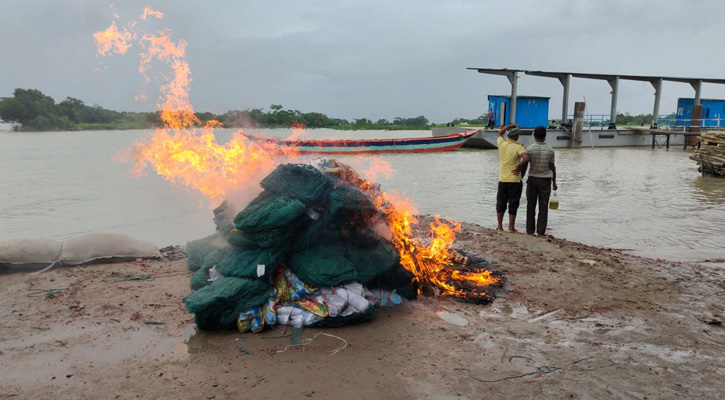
[0,238,63,266]
[59,233,161,265]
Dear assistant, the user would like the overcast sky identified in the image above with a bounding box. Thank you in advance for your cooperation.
[2,0,725,124]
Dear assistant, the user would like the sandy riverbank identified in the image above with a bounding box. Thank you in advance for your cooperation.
[1,222,724,399]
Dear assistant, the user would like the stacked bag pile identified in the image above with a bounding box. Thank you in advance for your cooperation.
[690,132,725,177]
[183,159,416,331]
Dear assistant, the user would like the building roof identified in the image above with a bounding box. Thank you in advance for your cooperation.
[467,67,725,85]
[488,95,550,100]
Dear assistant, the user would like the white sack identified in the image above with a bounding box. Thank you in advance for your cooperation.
[0,238,63,265]
[60,233,161,265]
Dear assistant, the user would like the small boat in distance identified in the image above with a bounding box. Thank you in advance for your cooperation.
[244,129,478,154]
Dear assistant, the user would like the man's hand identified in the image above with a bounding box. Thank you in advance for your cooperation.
[553,182,558,191]
[497,123,519,137]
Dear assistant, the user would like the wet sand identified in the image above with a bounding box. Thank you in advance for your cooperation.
[1,222,724,399]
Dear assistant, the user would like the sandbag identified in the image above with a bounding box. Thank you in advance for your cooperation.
[0,238,63,267]
[60,233,160,265]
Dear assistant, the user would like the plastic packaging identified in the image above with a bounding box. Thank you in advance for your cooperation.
[367,289,402,307]
[549,191,559,210]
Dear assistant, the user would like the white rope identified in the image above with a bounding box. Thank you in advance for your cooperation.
[276,332,348,355]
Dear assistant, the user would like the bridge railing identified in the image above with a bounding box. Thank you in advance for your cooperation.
[550,115,725,131]
[552,114,611,129]
[656,116,724,131]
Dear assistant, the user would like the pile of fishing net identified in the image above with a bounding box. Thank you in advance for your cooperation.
[183,159,417,331]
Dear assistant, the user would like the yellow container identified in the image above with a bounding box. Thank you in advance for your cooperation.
[549,191,559,210]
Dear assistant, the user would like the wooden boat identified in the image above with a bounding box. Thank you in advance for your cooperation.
[244,129,478,154]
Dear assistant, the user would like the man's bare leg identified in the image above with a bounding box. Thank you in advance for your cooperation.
[496,212,504,231]
[508,214,519,233]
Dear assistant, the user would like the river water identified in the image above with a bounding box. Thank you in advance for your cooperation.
[1,129,723,264]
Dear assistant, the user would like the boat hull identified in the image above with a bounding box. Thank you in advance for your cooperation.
[247,130,478,154]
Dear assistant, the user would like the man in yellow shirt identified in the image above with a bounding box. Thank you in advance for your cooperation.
[496,124,529,232]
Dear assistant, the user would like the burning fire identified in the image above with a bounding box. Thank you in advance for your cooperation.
[94,7,501,300]
[325,161,503,299]
[373,187,502,299]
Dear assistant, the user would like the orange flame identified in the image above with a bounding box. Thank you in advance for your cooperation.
[116,127,283,204]
[93,21,133,56]
[141,6,164,20]
[328,161,502,299]
[95,9,290,205]
[380,195,502,298]
[94,7,500,298]
[288,121,307,141]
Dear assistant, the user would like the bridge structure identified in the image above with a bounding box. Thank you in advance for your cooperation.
[467,68,725,129]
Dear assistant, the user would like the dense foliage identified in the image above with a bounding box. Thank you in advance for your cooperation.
[0,89,441,132]
[0,88,676,132]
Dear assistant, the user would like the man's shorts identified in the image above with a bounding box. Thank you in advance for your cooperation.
[496,181,523,215]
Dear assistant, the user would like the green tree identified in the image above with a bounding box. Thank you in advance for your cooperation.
[58,97,86,124]
[0,97,27,122]
[13,89,56,122]
[300,112,330,128]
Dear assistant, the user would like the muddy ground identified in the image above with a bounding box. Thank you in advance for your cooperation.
[1,222,724,399]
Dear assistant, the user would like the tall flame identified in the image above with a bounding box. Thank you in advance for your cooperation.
[94,7,500,299]
[94,7,289,204]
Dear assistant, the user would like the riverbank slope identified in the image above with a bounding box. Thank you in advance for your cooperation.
[1,222,723,399]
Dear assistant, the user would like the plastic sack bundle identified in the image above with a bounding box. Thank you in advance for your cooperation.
[237,295,277,333]
[235,268,403,333]
[313,282,371,317]
[367,289,403,307]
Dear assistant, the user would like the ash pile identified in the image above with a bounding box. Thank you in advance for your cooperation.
[183,159,504,332]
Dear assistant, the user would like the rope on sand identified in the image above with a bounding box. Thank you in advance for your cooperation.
[276,332,348,355]
[26,288,67,298]
[30,261,60,275]
[103,273,153,283]
[455,355,616,383]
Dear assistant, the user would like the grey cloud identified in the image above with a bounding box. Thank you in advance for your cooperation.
[3,0,725,123]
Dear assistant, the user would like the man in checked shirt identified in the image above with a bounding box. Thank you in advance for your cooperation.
[524,126,558,236]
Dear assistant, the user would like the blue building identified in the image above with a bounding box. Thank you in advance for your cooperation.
[487,95,550,128]
[676,98,725,128]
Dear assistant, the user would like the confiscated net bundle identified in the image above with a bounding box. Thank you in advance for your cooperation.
[182,162,416,331]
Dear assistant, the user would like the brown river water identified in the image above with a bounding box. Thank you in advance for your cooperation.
[1,129,723,263]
